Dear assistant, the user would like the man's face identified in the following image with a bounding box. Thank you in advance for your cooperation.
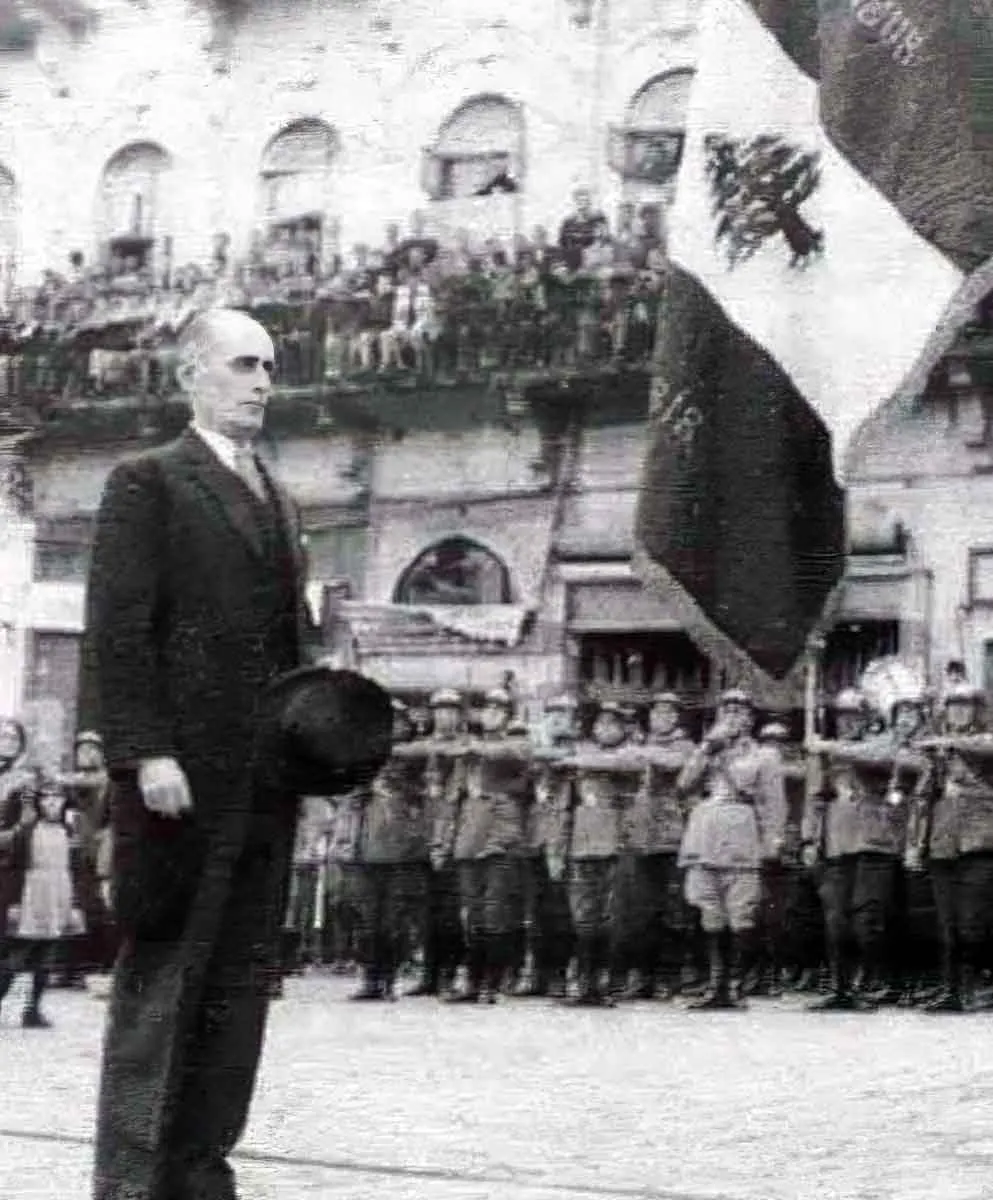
[75,741,104,771]
[894,703,922,739]
[573,189,591,217]
[433,706,460,738]
[481,703,509,735]
[720,703,752,737]
[836,711,865,741]
[545,708,576,742]
[649,703,679,737]
[945,700,976,733]
[592,713,625,748]
[39,788,64,823]
[186,315,275,443]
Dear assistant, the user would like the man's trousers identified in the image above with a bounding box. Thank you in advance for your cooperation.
[353,862,426,986]
[818,853,899,968]
[456,856,522,987]
[612,852,687,983]
[930,853,993,973]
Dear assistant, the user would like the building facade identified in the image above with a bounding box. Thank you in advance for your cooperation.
[0,0,987,759]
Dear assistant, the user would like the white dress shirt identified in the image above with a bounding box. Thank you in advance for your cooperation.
[190,422,242,474]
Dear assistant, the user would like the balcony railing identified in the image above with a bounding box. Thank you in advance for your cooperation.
[0,258,663,416]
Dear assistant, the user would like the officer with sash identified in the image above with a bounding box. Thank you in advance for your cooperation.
[677,688,786,1010]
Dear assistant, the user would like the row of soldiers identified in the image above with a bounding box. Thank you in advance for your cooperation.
[283,678,993,1012]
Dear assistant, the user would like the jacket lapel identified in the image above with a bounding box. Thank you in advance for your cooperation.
[178,429,265,559]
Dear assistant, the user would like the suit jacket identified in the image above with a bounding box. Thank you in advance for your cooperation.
[79,427,319,938]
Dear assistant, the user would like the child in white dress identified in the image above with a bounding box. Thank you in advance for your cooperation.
[0,775,84,1028]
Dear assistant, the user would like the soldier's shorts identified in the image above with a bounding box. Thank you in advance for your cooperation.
[684,866,760,933]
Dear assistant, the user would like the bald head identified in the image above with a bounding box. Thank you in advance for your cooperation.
[178,308,275,444]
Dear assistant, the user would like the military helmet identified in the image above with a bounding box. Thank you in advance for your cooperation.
[74,729,104,748]
[718,687,754,708]
[391,697,410,715]
[429,688,461,710]
[833,688,867,714]
[506,718,529,737]
[545,694,578,712]
[759,721,789,742]
[597,700,623,717]
[650,691,682,709]
[483,687,513,709]
[943,682,985,706]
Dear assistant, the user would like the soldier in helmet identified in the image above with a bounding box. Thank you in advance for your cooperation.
[677,688,786,1009]
[907,683,993,1011]
[551,700,641,1005]
[435,687,532,1003]
[803,687,924,1010]
[517,694,577,998]
[410,689,466,998]
[615,692,695,1000]
[350,699,428,1001]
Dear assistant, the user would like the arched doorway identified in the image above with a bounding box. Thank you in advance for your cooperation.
[97,142,173,280]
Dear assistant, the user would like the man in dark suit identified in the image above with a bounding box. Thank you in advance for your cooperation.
[83,308,319,1200]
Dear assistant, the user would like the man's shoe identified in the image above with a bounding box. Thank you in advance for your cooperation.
[22,1009,53,1029]
[807,991,876,1012]
[924,988,965,1013]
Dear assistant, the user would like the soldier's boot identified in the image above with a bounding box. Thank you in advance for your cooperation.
[436,966,457,999]
[515,954,550,997]
[808,951,875,1012]
[546,965,568,1000]
[22,970,52,1029]
[793,965,821,993]
[281,928,304,978]
[924,950,964,1013]
[446,944,484,1004]
[688,933,735,1010]
[405,961,440,998]
[726,932,757,1008]
[571,939,601,1007]
[349,968,385,1001]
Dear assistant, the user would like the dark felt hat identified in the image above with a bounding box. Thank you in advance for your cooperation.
[254,665,394,797]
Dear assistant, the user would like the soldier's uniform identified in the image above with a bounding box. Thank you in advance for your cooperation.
[752,722,800,995]
[351,701,428,1001]
[616,693,695,999]
[322,789,363,972]
[802,692,923,1011]
[435,689,532,1003]
[677,690,787,1009]
[282,795,335,975]
[907,685,993,1011]
[412,689,467,998]
[553,702,639,1007]
[516,695,577,998]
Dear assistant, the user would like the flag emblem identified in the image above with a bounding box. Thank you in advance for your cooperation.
[706,134,824,269]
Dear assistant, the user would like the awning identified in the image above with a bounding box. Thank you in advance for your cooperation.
[567,580,684,633]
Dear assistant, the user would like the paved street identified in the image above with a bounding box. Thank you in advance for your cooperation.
[1,973,992,1199]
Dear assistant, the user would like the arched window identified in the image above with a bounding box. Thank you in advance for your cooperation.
[98,142,172,276]
[609,69,694,189]
[423,95,524,202]
[260,118,338,225]
[394,537,513,606]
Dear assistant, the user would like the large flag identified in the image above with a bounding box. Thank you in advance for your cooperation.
[634,0,993,703]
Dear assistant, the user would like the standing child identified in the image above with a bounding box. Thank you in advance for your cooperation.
[0,775,85,1029]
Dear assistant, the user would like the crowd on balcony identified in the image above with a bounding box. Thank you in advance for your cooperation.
[0,187,668,408]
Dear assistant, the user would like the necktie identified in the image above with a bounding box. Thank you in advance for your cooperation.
[233,446,267,503]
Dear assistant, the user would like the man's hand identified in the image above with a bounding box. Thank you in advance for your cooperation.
[138,757,193,819]
[801,843,819,869]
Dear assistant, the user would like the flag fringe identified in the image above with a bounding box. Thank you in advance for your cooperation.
[631,541,844,710]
